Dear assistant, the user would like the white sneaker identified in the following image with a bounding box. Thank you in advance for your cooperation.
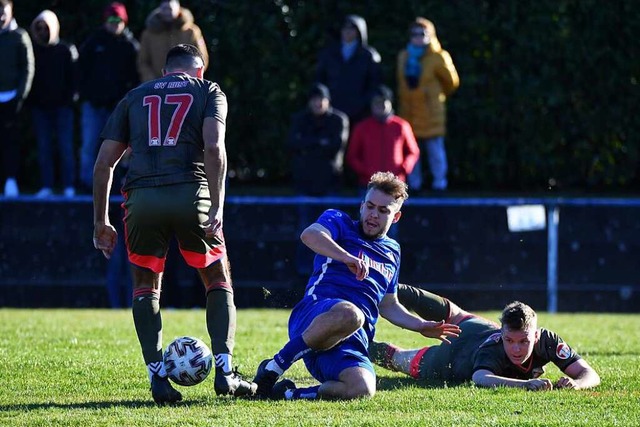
[35,187,53,198]
[63,187,75,198]
[4,178,19,197]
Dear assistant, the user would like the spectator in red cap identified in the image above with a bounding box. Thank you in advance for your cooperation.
[77,1,139,194]
[103,2,128,25]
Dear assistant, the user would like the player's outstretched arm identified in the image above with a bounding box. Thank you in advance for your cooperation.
[472,369,553,391]
[300,223,368,280]
[379,293,460,342]
[556,359,600,390]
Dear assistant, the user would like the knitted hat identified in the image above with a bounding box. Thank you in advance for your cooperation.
[371,85,393,102]
[104,2,128,24]
[308,83,331,100]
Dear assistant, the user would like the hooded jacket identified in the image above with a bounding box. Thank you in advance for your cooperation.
[315,15,382,123]
[137,6,208,82]
[79,26,139,108]
[397,19,459,138]
[27,10,78,108]
[0,18,34,101]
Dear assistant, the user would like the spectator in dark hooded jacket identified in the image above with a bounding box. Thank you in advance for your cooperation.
[315,14,382,126]
[0,0,34,197]
[28,9,78,198]
[78,2,139,192]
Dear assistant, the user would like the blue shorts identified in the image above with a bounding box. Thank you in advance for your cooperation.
[288,296,375,383]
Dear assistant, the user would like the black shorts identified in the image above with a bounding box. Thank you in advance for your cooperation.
[122,182,226,273]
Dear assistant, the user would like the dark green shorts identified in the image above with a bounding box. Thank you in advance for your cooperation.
[122,182,225,273]
[416,316,497,382]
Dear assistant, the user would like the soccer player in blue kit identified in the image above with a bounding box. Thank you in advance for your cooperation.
[252,171,461,400]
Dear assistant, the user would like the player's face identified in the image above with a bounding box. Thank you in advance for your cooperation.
[359,188,402,239]
[501,326,539,366]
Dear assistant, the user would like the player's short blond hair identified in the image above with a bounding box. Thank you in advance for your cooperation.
[500,301,537,331]
[366,171,409,205]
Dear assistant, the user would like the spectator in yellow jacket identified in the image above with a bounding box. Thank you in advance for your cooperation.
[137,0,208,82]
[399,17,459,192]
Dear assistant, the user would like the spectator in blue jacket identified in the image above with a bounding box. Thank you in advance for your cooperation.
[315,14,382,126]
[78,2,139,193]
[28,10,78,198]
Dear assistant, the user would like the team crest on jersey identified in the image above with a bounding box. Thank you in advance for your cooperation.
[482,332,502,346]
[556,343,571,359]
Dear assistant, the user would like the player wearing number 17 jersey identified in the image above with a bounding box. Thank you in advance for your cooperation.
[92,44,256,404]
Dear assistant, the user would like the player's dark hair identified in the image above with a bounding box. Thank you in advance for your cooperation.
[366,171,409,204]
[0,0,13,7]
[164,43,203,71]
[500,301,537,331]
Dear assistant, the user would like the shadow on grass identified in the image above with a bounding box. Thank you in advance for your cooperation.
[0,397,242,412]
[377,375,467,391]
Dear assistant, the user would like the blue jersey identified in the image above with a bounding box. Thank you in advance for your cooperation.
[303,209,401,335]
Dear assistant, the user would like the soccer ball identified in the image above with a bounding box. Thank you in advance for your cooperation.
[163,336,213,386]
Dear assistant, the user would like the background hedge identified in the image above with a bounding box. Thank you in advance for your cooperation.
[11,0,640,192]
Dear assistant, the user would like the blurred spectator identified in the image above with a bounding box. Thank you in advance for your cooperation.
[287,82,349,283]
[28,10,78,198]
[401,18,459,192]
[78,2,139,193]
[287,83,349,197]
[137,0,208,82]
[0,0,34,197]
[315,14,381,126]
[346,85,420,191]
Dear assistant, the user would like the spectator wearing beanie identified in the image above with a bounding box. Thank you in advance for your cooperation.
[77,1,139,193]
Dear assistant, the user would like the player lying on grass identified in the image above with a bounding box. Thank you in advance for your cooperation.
[369,284,601,391]
[252,172,461,400]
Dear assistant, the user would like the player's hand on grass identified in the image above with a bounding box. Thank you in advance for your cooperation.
[525,378,553,391]
[555,376,578,389]
[93,222,117,259]
[417,320,461,343]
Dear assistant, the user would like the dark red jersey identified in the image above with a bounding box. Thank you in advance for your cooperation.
[101,72,227,190]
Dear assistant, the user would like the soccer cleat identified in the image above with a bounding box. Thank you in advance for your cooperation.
[270,378,296,400]
[253,359,280,398]
[214,366,257,397]
[368,341,398,371]
[150,374,183,405]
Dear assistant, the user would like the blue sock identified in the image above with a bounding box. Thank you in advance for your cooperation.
[291,385,320,400]
[273,336,311,372]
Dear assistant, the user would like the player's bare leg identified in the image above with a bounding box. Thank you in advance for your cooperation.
[130,265,182,404]
[199,256,256,397]
[254,302,364,398]
[397,283,472,324]
[317,366,376,399]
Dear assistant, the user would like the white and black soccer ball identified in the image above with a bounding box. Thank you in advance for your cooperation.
[163,336,213,386]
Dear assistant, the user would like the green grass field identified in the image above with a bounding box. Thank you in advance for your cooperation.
[1,308,639,426]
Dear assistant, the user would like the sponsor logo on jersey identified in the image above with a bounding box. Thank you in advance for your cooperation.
[556,343,571,359]
[360,251,394,282]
